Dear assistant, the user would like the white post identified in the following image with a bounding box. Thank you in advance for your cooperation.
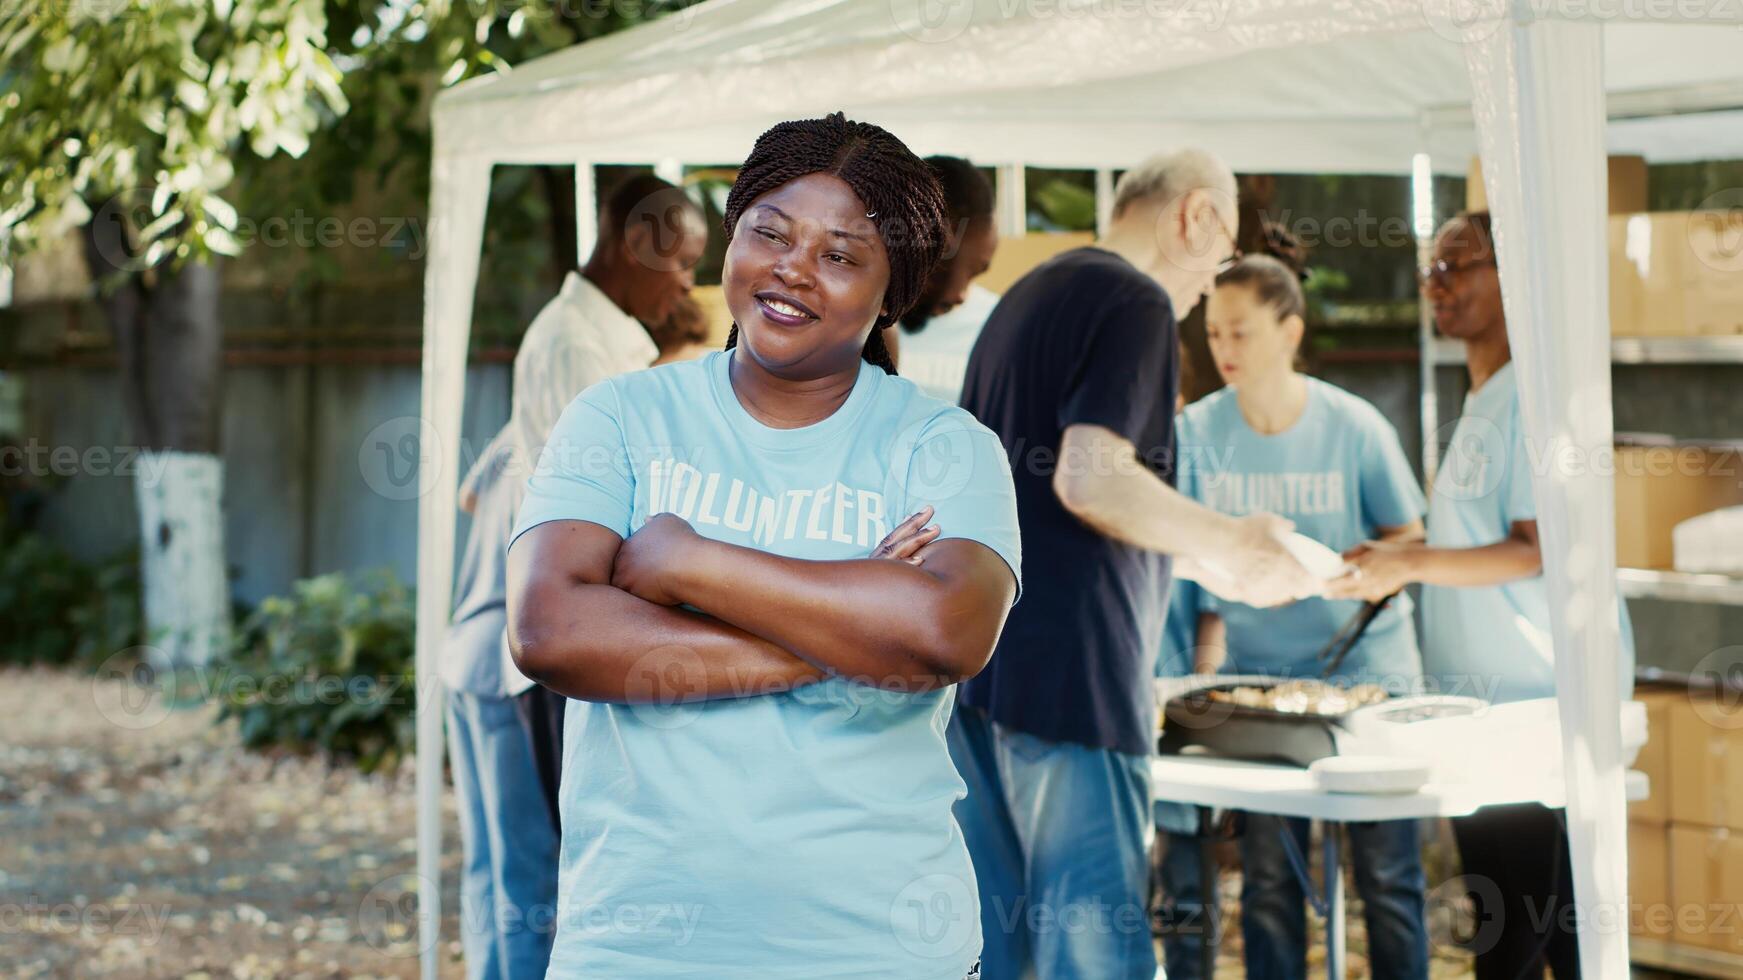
[1411,149,1440,485]
[414,147,494,980]
[1095,168,1115,238]
[576,160,599,259]
[995,163,1026,239]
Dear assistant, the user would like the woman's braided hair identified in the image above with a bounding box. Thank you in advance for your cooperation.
[721,112,948,375]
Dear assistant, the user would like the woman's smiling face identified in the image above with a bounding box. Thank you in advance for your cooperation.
[723,172,891,377]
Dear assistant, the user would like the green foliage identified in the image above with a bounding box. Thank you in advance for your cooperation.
[0,0,348,270]
[0,529,142,668]
[215,569,416,772]
[1027,169,1098,232]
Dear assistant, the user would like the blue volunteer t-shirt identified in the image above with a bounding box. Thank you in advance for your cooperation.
[1157,579,1206,680]
[509,349,1021,979]
[1422,361,1635,704]
[1177,379,1426,687]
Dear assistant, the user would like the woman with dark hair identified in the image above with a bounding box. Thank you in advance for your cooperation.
[1177,253,1432,980]
[505,113,1021,979]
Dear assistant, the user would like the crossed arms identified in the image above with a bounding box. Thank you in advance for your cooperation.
[506,510,1018,704]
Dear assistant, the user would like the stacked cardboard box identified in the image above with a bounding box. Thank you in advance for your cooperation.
[1630,688,1743,959]
[1611,210,1743,338]
[1467,155,1647,215]
[1628,689,1677,941]
[1612,443,1743,570]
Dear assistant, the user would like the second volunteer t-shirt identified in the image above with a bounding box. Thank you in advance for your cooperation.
[510,349,1022,980]
[1176,379,1426,686]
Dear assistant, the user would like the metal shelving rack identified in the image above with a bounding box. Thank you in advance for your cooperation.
[1429,335,1743,367]
[1425,333,1743,607]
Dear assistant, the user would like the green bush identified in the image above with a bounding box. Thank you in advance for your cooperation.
[0,530,142,668]
[216,569,417,772]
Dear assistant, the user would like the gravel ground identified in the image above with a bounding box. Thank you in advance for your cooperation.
[0,667,466,979]
[2,665,1676,979]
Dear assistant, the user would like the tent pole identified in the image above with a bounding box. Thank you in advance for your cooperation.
[1462,21,1629,978]
[1411,138,1440,486]
[996,163,1026,239]
[575,160,599,261]
[414,149,494,980]
[1095,168,1115,238]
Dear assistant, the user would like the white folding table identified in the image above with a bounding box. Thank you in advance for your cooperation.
[1149,752,1648,979]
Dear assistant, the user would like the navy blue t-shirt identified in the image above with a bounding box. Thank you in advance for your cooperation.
[957,247,1179,757]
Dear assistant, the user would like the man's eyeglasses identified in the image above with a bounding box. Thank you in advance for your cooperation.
[1418,257,1495,287]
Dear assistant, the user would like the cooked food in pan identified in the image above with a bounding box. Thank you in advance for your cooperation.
[1204,679,1389,716]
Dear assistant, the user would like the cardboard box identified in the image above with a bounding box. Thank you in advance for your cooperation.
[1613,444,1743,570]
[1610,211,1743,337]
[1669,823,1743,953]
[1684,209,1743,336]
[1631,690,1679,824]
[1668,693,1743,831]
[1630,819,1672,938]
[1469,154,1647,214]
[980,232,1096,295]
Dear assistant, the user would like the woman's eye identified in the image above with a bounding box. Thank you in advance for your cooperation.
[755,228,785,244]
[825,252,855,266]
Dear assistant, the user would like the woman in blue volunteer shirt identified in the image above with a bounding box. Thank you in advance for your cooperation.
[503,114,1021,980]
[1330,212,1635,980]
[1177,254,1430,980]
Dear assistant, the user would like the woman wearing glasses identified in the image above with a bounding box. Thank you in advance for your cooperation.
[1329,211,1635,979]
[1176,252,1431,980]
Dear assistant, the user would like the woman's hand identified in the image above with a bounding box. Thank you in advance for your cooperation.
[611,513,711,606]
[871,506,940,565]
[1325,539,1418,602]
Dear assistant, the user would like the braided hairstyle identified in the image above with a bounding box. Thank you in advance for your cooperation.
[721,112,948,374]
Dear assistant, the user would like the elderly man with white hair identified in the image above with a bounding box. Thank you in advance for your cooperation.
[950,149,1316,980]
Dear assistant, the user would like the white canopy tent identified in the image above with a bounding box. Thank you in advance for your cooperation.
[414,2,1743,976]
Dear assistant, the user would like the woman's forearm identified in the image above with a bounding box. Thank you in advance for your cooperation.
[668,538,1010,689]
[1407,538,1542,588]
[509,576,823,704]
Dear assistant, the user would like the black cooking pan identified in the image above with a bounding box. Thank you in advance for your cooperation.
[1155,591,1403,767]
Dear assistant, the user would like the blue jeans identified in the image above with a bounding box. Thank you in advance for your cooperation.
[1154,800,1212,980]
[947,704,1156,980]
[446,689,560,980]
[1240,813,1429,980]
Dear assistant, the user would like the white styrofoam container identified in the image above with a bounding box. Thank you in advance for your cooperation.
[1674,505,1743,575]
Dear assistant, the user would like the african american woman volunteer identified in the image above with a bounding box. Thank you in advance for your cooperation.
[1329,211,1635,980]
[505,114,1021,979]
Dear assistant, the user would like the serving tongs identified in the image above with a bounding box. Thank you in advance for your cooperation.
[1316,589,1403,679]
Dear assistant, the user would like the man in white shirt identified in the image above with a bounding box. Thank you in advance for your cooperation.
[459,172,708,827]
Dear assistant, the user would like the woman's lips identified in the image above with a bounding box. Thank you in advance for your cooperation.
[755,295,817,327]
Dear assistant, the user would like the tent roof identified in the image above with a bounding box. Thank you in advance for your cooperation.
[433,0,1743,174]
